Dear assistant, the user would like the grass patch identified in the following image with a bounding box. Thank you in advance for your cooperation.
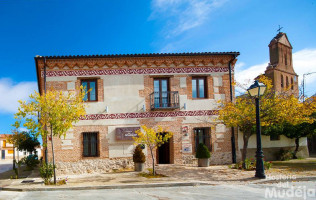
[138,172,167,178]
[271,159,316,172]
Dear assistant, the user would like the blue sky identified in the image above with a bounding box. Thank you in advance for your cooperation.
[1,0,316,134]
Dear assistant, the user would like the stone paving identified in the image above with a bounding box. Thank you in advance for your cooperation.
[1,162,316,191]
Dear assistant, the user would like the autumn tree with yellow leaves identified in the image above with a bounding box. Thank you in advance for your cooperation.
[218,75,316,166]
[133,125,173,175]
[13,88,87,184]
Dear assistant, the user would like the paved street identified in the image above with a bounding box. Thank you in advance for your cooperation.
[0,160,13,174]
[0,182,315,200]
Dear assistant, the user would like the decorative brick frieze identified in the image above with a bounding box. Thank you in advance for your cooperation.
[80,110,218,120]
[42,66,231,77]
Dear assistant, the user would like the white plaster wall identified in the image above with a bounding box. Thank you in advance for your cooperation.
[107,125,144,158]
[180,95,220,111]
[237,130,308,150]
[103,75,145,113]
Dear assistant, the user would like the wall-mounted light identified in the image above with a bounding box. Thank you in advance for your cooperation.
[142,105,146,112]
[105,106,109,113]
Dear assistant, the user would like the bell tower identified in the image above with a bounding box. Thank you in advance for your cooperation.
[264,32,298,96]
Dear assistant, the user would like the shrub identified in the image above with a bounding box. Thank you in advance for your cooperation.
[264,161,273,170]
[24,155,40,169]
[39,163,55,185]
[230,159,272,170]
[133,145,146,163]
[195,143,211,159]
[276,148,293,161]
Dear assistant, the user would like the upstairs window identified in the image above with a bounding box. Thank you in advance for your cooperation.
[81,79,97,102]
[83,132,98,157]
[286,76,289,88]
[192,77,207,98]
[291,77,294,90]
[281,75,284,88]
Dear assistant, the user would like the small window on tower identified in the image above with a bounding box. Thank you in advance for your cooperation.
[284,54,287,65]
[286,76,289,88]
[281,75,284,88]
[291,78,294,90]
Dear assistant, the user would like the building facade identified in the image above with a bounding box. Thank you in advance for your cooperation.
[35,52,240,174]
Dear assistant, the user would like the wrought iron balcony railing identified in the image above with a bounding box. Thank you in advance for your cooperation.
[149,91,180,110]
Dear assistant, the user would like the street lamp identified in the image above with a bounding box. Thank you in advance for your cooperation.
[247,80,266,179]
[303,72,316,102]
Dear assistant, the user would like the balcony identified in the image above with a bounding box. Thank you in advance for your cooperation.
[149,91,180,110]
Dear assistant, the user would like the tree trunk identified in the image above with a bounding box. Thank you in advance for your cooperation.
[293,138,300,159]
[149,146,155,176]
[50,126,56,184]
[242,132,250,169]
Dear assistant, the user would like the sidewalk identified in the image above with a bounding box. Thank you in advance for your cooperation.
[1,163,316,191]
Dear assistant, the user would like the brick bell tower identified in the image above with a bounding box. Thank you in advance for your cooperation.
[264,32,299,96]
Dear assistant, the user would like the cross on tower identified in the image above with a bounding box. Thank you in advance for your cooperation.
[277,25,283,33]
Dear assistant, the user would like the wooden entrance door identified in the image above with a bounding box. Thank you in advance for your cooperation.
[1,150,5,159]
[157,133,170,164]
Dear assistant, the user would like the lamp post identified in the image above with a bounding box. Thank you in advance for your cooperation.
[247,80,266,179]
[303,72,316,102]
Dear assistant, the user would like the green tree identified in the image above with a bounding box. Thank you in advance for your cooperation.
[18,132,40,154]
[13,88,86,184]
[6,130,26,177]
[133,125,173,175]
[263,112,316,158]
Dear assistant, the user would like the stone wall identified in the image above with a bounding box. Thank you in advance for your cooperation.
[241,146,309,161]
[56,158,133,175]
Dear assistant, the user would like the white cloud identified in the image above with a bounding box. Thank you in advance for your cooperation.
[235,48,316,97]
[150,0,228,36]
[0,78,37,114]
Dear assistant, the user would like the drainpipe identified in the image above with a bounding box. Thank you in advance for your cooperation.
[229,54,238,164]
[43,57,48,165]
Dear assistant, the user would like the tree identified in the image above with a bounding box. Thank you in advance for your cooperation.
[133,125,173,176]
[6,130,26,175]
[13,88,86,184]
[18,132,40,154]
[263,110,316,158]
[218,75,316,167]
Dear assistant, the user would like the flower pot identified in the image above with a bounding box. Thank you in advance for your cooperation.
[198,158,210,167]
[134,162,145,171]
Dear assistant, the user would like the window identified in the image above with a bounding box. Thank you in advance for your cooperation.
[286,76,289,88]
[291,78,294,90]
[270,135,280,141]
[284,53,287,65]
[153,78,169,108]
[3,140,6,147]
[83,132,98,157]
[194,128,211,152]
[281,75,284,88]
[192,77,207,98]
[81,79,97,102]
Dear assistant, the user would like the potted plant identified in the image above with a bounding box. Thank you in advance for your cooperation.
[133,145,146,171]
[196,143,211,167]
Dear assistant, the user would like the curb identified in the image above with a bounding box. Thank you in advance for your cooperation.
[0,182,209,192]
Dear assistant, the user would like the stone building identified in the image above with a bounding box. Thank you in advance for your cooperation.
[237,32,309,160]
[35,52,240,174]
